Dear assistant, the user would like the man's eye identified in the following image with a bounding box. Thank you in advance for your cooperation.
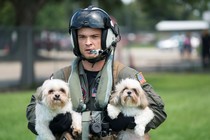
[78,35,85,39]
[92,35,99,39]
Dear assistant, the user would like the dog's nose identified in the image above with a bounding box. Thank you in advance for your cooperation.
[127,91,132,95]
[54,94,60,98]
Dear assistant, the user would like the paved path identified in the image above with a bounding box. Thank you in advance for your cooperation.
[116,47,201,71]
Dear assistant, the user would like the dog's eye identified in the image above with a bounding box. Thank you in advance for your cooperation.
[122,87,128,92]
[60,88,65,93]
[132,88,138,95]
[49,89,54,94]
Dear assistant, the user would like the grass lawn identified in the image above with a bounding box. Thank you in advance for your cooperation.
[0,90,36,140]
[146,72,210,140]
[0,72,210,140]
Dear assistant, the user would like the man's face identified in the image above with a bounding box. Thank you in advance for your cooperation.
[77,28,102,59]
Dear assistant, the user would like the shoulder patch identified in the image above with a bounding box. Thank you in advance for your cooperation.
[136,72,146,84]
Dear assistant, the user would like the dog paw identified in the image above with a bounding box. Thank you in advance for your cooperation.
[134,125,145,136]
[107,104,120,119]
[108,112,118,119]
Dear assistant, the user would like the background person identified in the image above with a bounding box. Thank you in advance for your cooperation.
[201,29,210,69]
[26,5,167,140]
[183,32,193,59]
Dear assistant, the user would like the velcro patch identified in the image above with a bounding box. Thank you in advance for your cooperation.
[136,72,146,84]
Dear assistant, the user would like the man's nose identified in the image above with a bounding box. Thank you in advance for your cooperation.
[85,37,92,45]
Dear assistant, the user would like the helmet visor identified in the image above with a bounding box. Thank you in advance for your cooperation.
[70,9,109,29]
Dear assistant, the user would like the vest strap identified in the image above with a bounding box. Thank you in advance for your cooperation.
[68,51,115,111]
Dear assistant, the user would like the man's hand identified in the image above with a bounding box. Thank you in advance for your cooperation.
[49,112,72,135]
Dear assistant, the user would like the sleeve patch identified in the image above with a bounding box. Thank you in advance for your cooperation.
[136,72,146,84]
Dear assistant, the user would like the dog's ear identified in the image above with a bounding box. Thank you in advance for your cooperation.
[35,86,43,102]
[109,90,120,105]
[65,83,71,98]
[139,90,148,109]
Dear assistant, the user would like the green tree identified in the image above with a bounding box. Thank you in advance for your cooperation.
[0,1,15,25]
[0,0,64,26]
[36,2,68,29]
[139,0,210,21]
[0,0,123,28]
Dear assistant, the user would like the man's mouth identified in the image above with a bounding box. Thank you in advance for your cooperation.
[85,49,93,54]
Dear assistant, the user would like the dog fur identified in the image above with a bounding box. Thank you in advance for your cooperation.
[107,78,154,140]
[35,79,82,140]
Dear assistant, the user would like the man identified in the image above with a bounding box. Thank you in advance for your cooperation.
[26,5,167,140]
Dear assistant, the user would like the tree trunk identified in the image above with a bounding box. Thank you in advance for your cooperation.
[10,0,47,26]
[9,0,47,87]
[16,27,35,87]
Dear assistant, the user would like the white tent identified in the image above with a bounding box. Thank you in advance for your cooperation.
[156,20,209,31]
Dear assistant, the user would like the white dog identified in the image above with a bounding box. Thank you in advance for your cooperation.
[35,79,82,140]
[107,78,154,140]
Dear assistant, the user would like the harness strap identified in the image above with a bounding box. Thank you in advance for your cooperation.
[82,111,91,140]
[60,61,125,84]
